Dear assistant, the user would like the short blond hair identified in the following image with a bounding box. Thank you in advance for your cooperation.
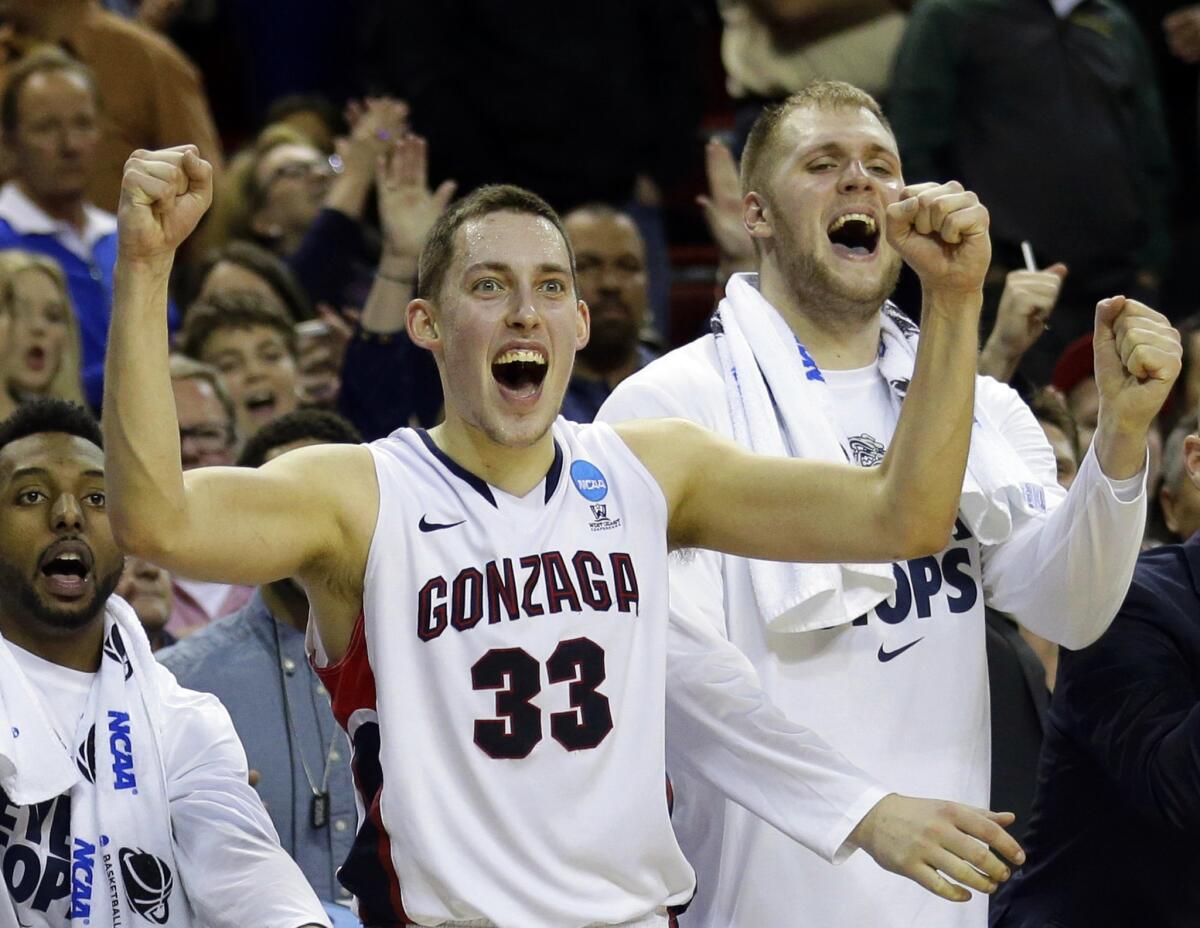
[740,80,892,195]
[0,249,86,406]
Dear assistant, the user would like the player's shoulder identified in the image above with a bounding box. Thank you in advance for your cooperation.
[601,335,725,428]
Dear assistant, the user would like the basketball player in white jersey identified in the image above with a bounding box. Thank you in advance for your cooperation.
[599,82,1182,928]
[104,145,1019,928]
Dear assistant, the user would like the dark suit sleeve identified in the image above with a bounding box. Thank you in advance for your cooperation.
[1053,586,1200,833]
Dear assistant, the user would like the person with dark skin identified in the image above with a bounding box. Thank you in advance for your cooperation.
[0,398,327,928]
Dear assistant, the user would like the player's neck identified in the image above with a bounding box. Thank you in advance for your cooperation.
[429,419,557,499]
[758,260,882,371]
[0,608,104,673]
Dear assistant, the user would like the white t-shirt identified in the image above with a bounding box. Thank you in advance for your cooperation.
[0,638,330,928]
[599,335,1145,928]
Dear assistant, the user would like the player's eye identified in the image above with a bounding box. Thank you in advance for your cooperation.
[809,160,838,172]
[541,279,567,294]
[17,489,45,504]
[85,492,106,508]
[474,278,502,293]
[868,163,894,176]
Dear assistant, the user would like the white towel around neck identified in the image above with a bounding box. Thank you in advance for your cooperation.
[0,598,193,927]
[711,273,1047,633]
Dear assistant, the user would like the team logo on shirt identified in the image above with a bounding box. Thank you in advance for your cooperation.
[103,626,134,680]
[847,434,885,468]
[570,460,608,501]
[118,848,173,924]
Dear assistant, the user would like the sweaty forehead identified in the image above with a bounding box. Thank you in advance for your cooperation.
[0,433,104,483]
[454,212,571,271]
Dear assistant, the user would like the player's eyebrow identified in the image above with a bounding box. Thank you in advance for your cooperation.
[536,262,571,276]
[802,140,898,162]
[464,261,514,276]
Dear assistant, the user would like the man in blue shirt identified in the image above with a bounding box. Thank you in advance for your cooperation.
[158,409,363,919]
[0,46,176,410]
[992,421,1200,927]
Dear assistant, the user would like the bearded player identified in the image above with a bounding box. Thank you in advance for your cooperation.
[105,145,1016,927]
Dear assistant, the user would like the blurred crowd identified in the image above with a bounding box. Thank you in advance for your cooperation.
[0,0,1198,923]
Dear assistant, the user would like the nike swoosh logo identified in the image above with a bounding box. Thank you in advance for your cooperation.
[877,637,924,663]
[419,516,466,533]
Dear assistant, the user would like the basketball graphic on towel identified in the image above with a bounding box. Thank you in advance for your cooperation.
[119,847,174,924]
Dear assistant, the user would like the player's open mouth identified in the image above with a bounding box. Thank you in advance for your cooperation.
[827,212,879,259]
[492,347,548,401]
[38,539,94,600]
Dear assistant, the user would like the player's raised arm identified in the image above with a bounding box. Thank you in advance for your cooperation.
[617,181,988,562]
[103,147,372,590]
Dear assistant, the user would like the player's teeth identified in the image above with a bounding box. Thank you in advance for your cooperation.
[496,349,546,365]
[830,213,875,233]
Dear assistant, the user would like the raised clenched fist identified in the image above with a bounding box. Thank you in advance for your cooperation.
[1094,296,1182,435]
[885,181,991,299]
[118,145,214,265]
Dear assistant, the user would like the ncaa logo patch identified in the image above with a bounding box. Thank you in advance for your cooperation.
[570,460,608,502]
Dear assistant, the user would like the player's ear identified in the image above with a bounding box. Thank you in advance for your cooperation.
[744,191,771,243]
[1184,434,1200,489]
[575,299,590,351]
[407,298,442,351]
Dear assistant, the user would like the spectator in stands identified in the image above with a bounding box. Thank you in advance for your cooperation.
[336,134,448,438]
[190,239,315,322]
[977,264,1069,386]
[264,94,346,154]
[1029,387,1081,493]
[158,408,363,911]
[166,354,253,638]
[0,397,329,928]
[180,292,300,442]
[0,48,159,411]
[1175,312,1200,418]
[0,0,223,213]
[889,0,1174,382]
[220,98,407,310]
[1159,412,1200,542]
[560,204,658,422]
[0,250,85,417]
[1052,333,1167,502]
[1050,334,1100,453]
[992,453,1200,927]
[116,555,175,650]
[295,312,351,410]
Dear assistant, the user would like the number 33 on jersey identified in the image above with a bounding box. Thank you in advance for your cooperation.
[315,420,695,927]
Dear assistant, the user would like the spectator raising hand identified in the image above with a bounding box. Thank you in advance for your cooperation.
[377,134,458,273]
[979,263,1069,382]
[697,138,756,287]
[325,96,411,222]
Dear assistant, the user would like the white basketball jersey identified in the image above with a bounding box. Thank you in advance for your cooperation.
[316,420,695,928]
